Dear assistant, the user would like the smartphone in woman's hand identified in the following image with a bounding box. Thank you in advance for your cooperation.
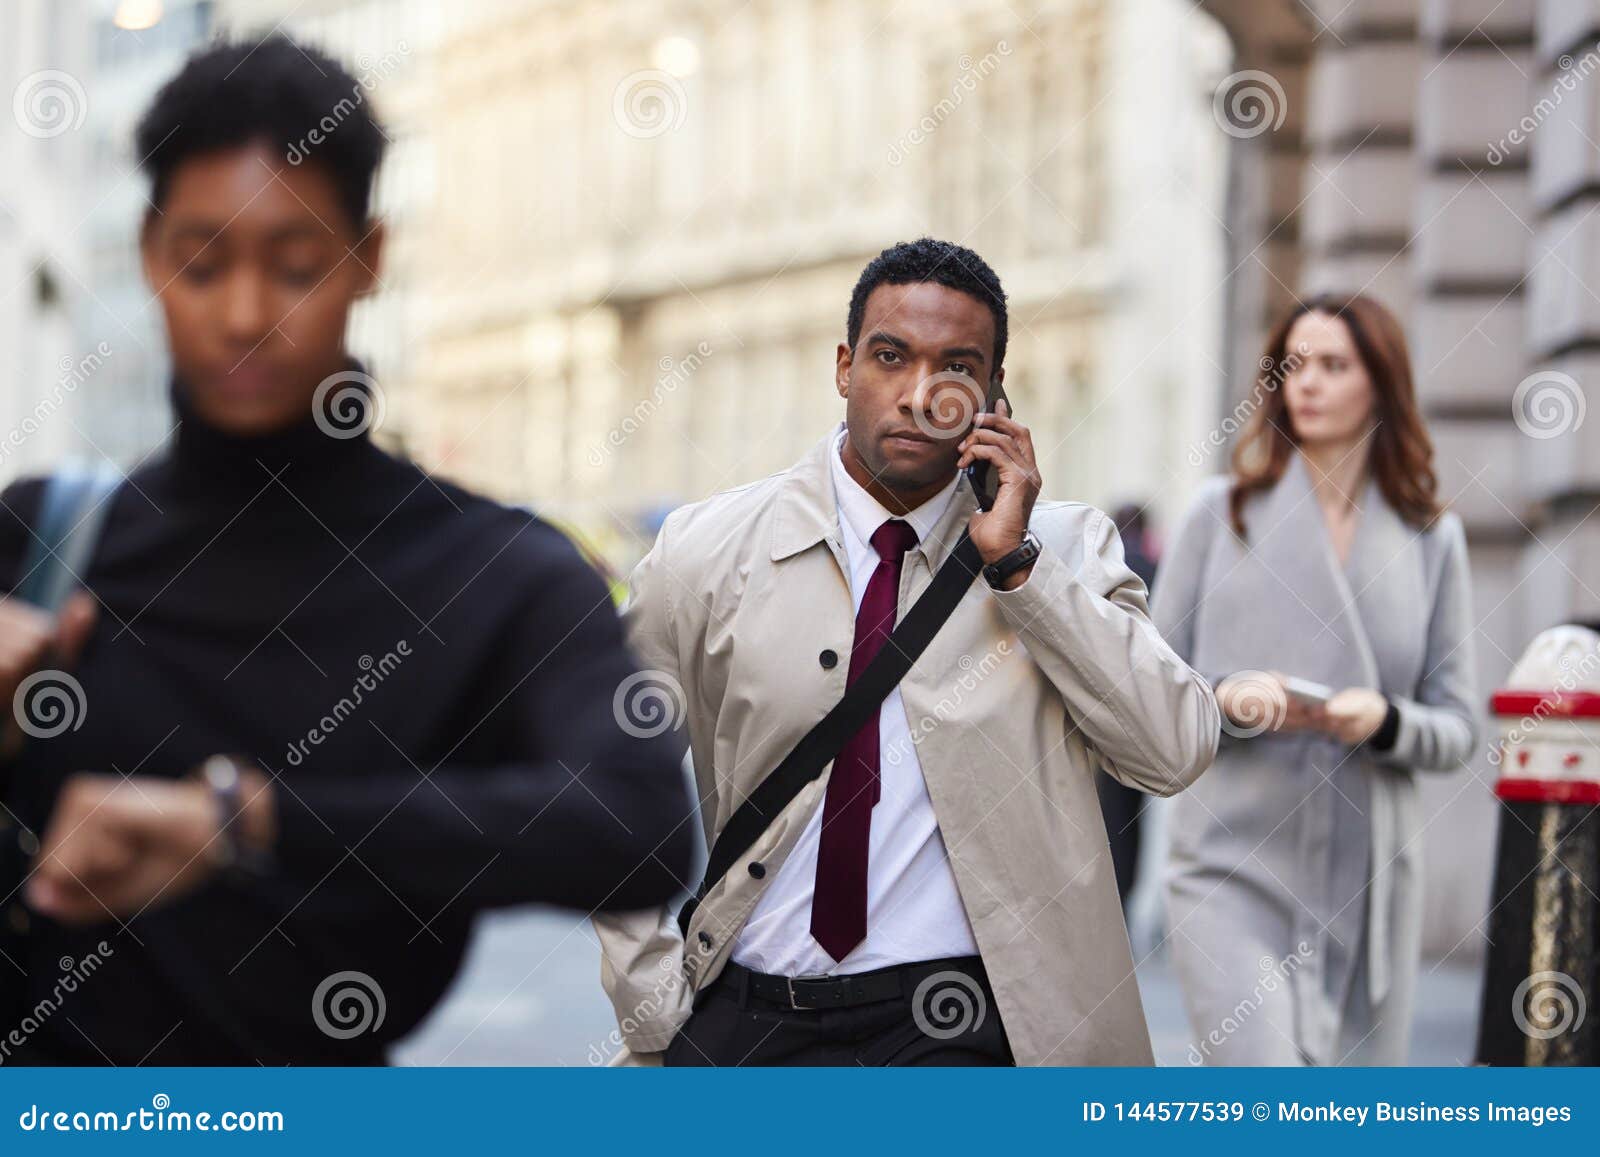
[1282,676,1334,706]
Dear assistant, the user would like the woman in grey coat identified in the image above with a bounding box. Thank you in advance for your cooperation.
[1153,294,1478,1065]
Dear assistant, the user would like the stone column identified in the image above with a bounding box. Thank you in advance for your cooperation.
[1524,1,1600,623]
[1412,0,1538,968]
[1200,0,1312,410]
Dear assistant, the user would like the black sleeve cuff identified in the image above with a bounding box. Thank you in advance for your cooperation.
[1368,699,1400,752]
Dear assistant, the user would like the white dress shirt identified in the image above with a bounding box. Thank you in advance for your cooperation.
[729,427,980,976]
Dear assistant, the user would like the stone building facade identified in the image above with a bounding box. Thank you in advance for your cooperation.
[407,0,1233,568]
[0,0,98,477]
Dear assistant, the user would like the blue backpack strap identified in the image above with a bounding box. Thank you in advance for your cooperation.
[12,461,122,612]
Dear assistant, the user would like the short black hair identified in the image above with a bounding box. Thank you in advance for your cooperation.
[135,35,386,227]
[846,238,1008,370]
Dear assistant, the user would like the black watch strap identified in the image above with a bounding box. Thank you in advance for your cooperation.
[983,531,1041,588]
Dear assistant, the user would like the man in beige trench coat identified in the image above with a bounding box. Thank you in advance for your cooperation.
[594,238,1219,1066]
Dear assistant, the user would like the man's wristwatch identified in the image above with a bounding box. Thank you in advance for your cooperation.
[983,531,1041,589]
[194,755,272,877]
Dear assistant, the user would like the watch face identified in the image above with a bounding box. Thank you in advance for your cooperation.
[201,754,242,792]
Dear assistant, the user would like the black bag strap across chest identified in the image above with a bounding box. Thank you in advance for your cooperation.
[677,529,982,936]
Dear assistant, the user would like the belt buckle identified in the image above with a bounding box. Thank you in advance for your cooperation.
[785,974,827,1010]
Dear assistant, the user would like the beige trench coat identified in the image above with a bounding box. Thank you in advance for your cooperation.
[594,429,1219,1065]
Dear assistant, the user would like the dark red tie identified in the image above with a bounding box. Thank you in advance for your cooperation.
[810,517,920,962]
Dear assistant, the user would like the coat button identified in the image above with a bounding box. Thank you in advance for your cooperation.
[697,931,712,949]
[7,905,27,935]
[819,649,838,669]
[16,830,38,857]
[748,861,766,879]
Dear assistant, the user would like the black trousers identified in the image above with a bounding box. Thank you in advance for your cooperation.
[664,956,1014,1066]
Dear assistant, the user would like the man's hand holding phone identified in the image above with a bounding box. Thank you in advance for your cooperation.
[958,397,1042,588]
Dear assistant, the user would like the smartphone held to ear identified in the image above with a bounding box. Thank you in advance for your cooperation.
[965,377,1010,512]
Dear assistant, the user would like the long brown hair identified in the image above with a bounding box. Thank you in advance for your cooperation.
[1227,293,1440,538]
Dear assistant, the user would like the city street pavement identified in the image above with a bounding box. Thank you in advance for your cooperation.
[1139,940,1484,1066]
[392,908,1485,1067]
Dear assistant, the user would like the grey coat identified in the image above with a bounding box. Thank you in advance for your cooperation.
[1152,454,1478,1065]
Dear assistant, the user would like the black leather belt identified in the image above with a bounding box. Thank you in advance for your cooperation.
[718,957,985,1012]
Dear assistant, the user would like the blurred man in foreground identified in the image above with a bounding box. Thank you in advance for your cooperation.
[0,36,692,1064]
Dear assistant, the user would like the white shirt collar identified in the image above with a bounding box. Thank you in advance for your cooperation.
[828,424,960,554]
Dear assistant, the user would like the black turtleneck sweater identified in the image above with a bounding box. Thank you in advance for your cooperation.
[0,381,693,1064]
